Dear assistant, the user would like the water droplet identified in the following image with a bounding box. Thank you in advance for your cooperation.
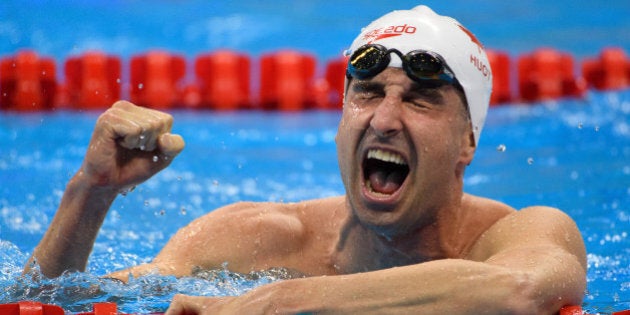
[119,185,136,196]
[152,155,159,162]
[527,157,534,165]
[139,134,146,140]
[116,78,121,84]
[139,145,146,151]
[496,144,506,152]
[180,207,187,215]
[578,122,583,129]
[594,125,600,132]
[138,83,144,90]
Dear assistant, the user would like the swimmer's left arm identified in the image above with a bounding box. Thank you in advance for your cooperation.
[165,206,587,315]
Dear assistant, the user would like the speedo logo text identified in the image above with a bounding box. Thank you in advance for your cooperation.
[362,24,417,43]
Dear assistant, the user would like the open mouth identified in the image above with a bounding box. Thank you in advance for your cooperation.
[363,149,410,196]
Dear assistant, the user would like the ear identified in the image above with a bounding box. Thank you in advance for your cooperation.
[459,128,476,165]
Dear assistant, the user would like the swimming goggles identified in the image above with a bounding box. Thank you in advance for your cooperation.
[346,44,457,85]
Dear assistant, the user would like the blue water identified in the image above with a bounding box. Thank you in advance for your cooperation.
[1,91,629,313]
[1,0,630,62]
[1,0,630,313]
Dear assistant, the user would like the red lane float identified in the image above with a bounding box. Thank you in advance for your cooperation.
[487,49,512,106]
[322,56,348,109]
[259,50,317,110]
[560,305,586,315]
[517,48,586,102]
[582,47,630,90]
[0,302,163,315]
[1,47,630,111]
[3,302,630,315]
[194,50,251,110]
[64,51,122,110]
[130,51,186,109]
[559,305,630,315]
[0,50,57,110]
[0,301,64,315]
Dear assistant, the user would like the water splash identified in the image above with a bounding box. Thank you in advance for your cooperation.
[2,257,294,314]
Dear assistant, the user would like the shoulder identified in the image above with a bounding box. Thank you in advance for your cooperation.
[486,205,582,243]
[156,196,345,273]
[467,203,586,269]
[183,200,308,246]
[204,196,345,232]
[186,196,345,241]
[457,194,514,256]
[461,194,515,238]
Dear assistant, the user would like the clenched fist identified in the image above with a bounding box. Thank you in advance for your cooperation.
[80,100,185,193]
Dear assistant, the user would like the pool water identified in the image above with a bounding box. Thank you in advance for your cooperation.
[1,89,629,313]
[1,0,630,313]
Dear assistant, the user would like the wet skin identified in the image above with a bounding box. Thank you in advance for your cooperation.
[336,67,475,237]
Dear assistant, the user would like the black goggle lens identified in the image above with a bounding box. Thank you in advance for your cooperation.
[405,51,443,77]
[348,45,391,80]
[347,44,455,84]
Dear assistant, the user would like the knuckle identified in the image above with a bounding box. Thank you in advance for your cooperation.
[164,113,174,125]
[112,100,132,109]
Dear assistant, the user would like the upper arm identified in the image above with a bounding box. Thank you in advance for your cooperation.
[470,206,587,307]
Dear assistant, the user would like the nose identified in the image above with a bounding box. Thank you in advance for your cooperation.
[370,95,403,138]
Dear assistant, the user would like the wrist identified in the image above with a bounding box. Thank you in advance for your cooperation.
[69,169,119,196]
[64,171,119,214]
[263,277,328,314]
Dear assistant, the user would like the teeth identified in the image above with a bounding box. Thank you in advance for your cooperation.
[367,149,407,165]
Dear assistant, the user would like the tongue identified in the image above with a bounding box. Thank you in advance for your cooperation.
[369,169,405,195]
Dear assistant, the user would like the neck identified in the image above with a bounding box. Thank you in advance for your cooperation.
[332,193,468,274]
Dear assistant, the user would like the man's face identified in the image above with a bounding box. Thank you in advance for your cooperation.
[336,67,475,236]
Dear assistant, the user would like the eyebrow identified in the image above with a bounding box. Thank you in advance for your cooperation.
[351,80,385,94]
[350,78,448,105]
[408,81,445,103]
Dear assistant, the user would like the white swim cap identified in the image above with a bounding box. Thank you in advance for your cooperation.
[347,5,492,145]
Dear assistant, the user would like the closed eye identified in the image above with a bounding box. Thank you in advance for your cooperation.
[406,82,446,106]
[352,81,385,101]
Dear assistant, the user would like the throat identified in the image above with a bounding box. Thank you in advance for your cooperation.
[334,231,426,273]
[364,159,409,195]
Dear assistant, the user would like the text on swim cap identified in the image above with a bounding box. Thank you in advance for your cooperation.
[470,54,490,79]
[362,24,417,44]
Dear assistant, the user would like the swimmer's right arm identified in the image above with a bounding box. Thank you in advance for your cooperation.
[24,101,185,278]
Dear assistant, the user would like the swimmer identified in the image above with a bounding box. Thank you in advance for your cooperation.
[26,5,586,314]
